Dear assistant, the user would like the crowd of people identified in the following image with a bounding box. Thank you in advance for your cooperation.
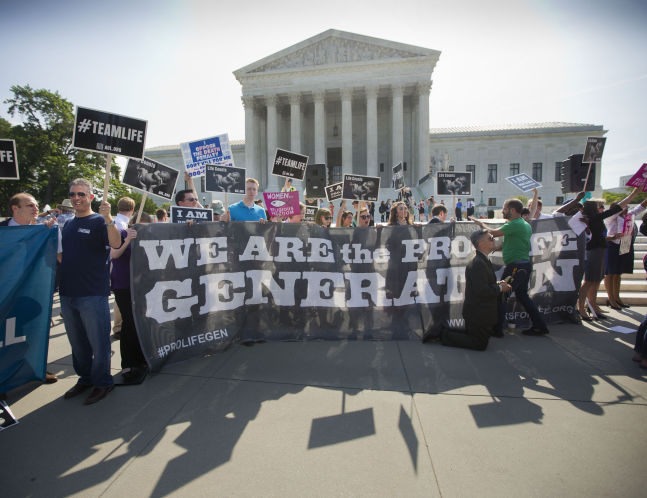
[3,175,647,404]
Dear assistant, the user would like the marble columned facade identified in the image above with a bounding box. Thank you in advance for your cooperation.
[239,84,434,192]
[233,29,441,193]
[143,31,605,211]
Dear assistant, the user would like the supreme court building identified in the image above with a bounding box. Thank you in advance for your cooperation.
[146,29,605,208]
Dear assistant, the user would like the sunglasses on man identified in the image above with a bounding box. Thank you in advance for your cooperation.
[69,192,87,197]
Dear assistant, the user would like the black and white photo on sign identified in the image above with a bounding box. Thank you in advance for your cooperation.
[170,206,214,224]
[72,106,147,160]
[342,174,380,201]
[272,148,309,181]
[325,182,343,202]
[0,139,19,180]
[392,162,404,190]
[436,172,472,196]
[582,136,606,164]
[205,165,246,194]
[122,157,179,201]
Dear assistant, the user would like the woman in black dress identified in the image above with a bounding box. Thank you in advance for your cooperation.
[577,188,638,320]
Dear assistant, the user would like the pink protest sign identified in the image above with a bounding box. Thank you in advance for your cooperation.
[625,164,647,192]
[620,213,635,255]
[263,191,300,218]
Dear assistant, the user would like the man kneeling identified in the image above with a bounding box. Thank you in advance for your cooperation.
[441,229,511,351]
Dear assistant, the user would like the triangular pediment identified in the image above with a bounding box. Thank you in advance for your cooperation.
[234,29,439,77]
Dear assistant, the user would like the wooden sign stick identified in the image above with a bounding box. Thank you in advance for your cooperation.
[103,153,113,201]
[582,162,594,192]
[135,191,148,223]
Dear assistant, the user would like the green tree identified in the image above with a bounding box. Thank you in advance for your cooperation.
[129,191,159,214]
[603,188,647,205]
[0,84,129,214]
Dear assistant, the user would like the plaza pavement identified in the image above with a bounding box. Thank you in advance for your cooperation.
[2,295,646,497]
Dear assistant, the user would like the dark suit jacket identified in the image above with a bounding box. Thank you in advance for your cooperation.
[428,217,441,224]
[462,250,500,326]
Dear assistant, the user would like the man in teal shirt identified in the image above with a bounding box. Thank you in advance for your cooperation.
[471,198,549,336]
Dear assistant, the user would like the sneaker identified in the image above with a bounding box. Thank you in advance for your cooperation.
[522,327,549,336]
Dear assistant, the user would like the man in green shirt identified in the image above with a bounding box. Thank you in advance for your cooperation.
[470,198,549,336]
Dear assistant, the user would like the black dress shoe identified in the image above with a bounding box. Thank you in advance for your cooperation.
[522,327,549,336]
[490,327,504,338]
[84,385,114,405]
[45,372,58,384]
[121,366,148,384]
[64,383,91,399]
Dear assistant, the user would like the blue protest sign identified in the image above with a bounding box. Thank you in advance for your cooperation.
[505,173,542,192]
[180,133,234,178]
[1,225,57,394]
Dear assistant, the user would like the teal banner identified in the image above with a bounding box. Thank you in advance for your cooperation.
[0,225,57,394]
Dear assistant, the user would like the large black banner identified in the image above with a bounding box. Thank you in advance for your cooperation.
[130,218,584,371]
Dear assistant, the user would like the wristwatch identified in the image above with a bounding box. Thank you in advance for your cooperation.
[107,220,116,226]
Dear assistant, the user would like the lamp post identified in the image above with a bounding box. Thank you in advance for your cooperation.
[477,188,487,218]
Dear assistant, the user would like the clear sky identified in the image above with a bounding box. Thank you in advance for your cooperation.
[1,0,645,188]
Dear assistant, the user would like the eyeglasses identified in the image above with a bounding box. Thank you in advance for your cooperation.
[360,215,370,219]
[69,192,87,198]
[323,216,331,220]
[184,197,197,202]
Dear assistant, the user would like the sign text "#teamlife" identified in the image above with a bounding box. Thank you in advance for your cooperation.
[275,157,307,170]
[88,121,144,143]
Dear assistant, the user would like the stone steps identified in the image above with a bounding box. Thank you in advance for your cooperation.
[600,279,647,292]
[597,234,647,305]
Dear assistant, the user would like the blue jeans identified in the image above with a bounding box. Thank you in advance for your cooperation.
[497,260,547,332]
[60,295,114,387]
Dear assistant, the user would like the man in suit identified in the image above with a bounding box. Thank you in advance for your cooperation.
[441,229,511,350]
[428,204,448,223]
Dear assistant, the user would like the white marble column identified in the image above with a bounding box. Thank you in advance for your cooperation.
[392,84,404,167]
[289,93,302,153]
[417,81,432,182]
[341,87,353,175]
[365,86,378,178]
[242,96,257,180]
[313,91,326,164]
[266,94,279,191]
